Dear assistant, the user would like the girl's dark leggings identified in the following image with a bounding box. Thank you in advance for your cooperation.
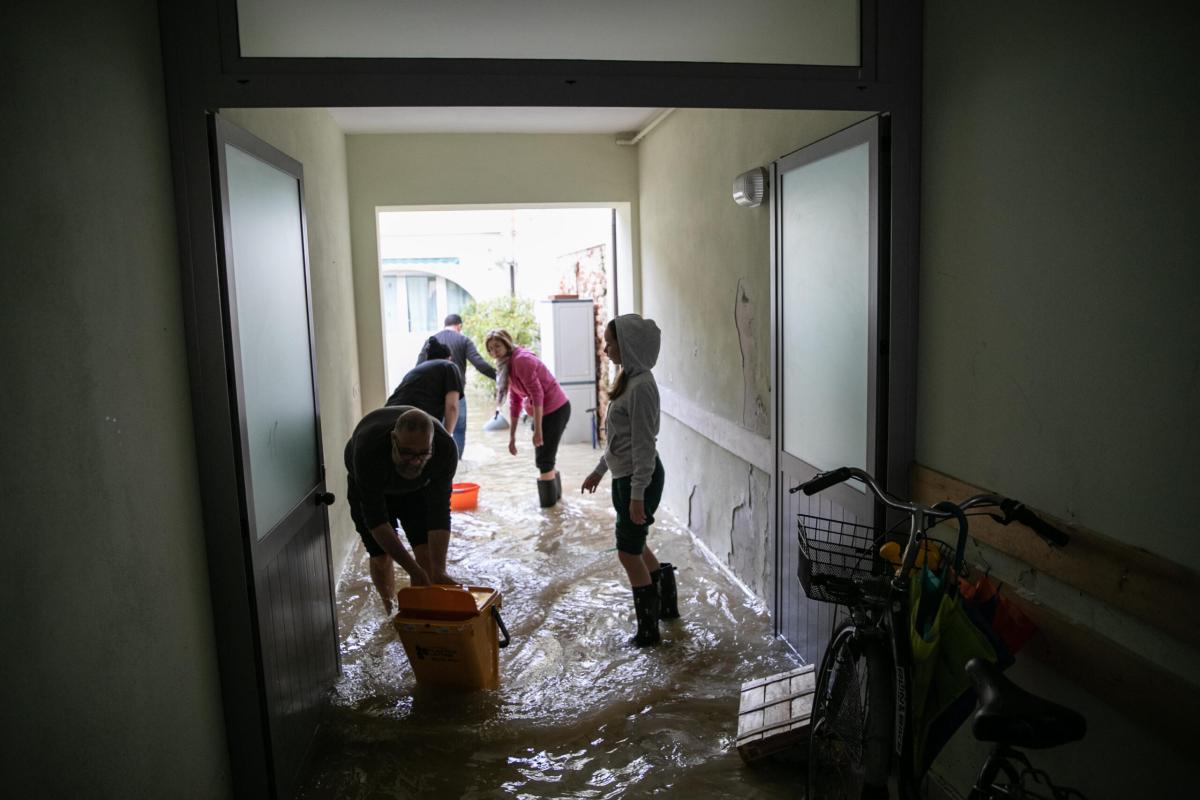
[535,401,571,473]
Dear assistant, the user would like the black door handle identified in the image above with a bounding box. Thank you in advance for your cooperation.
[315,492,335,506]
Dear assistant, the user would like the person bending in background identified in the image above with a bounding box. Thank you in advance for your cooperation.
[485,328,571,509]
[345,406,460,614]
[581,315,679,646]
[387,336,463,437]
[417,314,498,456]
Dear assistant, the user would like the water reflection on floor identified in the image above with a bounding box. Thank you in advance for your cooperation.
[298,422,803,799]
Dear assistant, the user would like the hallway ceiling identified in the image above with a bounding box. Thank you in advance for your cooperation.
[327,106,668,135]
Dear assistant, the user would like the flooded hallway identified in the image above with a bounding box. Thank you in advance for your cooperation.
[298,427,803,799]
[12,3,1198,799]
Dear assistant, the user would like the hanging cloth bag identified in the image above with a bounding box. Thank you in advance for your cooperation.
[907,503,998,774]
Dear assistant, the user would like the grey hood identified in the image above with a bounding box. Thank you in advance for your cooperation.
[614,314,660,375]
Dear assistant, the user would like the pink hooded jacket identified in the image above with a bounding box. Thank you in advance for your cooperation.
[505,346,569,423]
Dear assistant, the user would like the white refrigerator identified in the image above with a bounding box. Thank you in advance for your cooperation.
[535,299,598,445]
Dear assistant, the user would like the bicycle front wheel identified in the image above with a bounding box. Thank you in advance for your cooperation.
[808,619,895,799]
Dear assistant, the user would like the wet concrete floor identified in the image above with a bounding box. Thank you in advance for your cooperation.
[298,414,804,799]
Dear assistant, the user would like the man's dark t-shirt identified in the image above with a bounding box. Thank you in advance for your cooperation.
[343,406,458,532]
[385,360,464,423]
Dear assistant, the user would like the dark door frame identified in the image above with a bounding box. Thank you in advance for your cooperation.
[771,114,897,663]
[158,1,921,795]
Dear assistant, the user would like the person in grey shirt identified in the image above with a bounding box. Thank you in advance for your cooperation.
[417,314,497,456]
[581,314,679,646]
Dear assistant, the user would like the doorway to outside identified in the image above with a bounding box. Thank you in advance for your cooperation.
[377,206,621,393]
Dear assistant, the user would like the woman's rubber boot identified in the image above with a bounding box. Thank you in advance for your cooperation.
[631,584,661,647]
[537,478,557,508]
[554,471,562,500]
[654,563,681,619]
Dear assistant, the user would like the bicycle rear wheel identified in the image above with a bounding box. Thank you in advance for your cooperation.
[808,619,895,799]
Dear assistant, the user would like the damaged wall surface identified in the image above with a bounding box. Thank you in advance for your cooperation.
[636,108,872,600]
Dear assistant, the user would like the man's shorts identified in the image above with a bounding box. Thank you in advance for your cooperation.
[611,457,666,555]
[347,475,433,557]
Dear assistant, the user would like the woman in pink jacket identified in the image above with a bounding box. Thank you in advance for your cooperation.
[485,329,572,508]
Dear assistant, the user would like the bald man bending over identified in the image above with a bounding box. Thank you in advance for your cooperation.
[344,405,460,613]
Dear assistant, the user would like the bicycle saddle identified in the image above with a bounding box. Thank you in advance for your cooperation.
[965,657,1087,749]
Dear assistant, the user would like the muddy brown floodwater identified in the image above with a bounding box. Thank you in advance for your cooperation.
[297,415,805,799]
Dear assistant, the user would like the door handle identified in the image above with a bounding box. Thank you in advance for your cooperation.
[315,492,335,506]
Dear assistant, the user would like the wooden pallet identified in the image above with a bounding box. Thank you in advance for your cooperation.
[735,664,816,763]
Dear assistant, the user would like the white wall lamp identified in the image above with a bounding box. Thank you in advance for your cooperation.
[732,166,769,207]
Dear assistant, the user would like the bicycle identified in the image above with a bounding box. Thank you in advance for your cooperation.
[791,466,1088,799]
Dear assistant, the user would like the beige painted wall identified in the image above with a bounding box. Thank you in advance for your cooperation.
[919,2,1195,794]
[1,1,230,796]
[636,108,872,598]
[919,0,1200,574]
[346,133,639,409]
[220,108,363,576]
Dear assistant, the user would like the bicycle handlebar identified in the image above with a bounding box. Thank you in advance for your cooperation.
[1000,499,1070,547]
[796,466,853,496]
[791,466,1070,548]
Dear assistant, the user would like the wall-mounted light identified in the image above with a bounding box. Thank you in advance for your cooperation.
[732,166,769,207]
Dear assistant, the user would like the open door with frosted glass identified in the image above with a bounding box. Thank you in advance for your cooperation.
[210,115,340,799]
[773,115,890,665]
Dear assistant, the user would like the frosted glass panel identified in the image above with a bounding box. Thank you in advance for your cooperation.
[238,0,859,65]
[781,141,869,475]
[225,144,319,539]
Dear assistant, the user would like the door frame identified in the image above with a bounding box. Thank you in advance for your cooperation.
[158,1,921,793]
[210,113,340,798]
[770,114,914,663]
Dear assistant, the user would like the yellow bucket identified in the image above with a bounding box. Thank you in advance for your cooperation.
[392,585,509,690]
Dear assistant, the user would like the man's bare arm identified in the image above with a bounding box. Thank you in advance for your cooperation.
[443,392,460,436]
[368,523,429,585]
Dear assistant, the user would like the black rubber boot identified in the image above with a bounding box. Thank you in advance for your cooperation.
[554,471,562,500]
[631,584,661,646]
[654,562,681,619]
[537,478,557,508]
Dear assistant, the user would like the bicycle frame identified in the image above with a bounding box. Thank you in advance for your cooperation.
[798,467,1021,799]
[799,466,1075,799]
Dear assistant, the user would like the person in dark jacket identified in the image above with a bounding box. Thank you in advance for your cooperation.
[345,406,460,613]
[387,336,464,436]
[417,314,498,455]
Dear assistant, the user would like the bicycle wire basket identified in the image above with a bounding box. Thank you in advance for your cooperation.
[796,513,886,604]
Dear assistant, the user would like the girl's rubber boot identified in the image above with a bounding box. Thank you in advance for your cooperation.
[554,471,562,500]
[537,478,557,508]
[653,563,681,619]
[631,584,661,647]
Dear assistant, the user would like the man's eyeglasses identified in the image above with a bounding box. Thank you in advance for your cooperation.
[394,449,433,462]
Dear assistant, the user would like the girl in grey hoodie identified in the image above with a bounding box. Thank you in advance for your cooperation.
[581,314,680,646]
